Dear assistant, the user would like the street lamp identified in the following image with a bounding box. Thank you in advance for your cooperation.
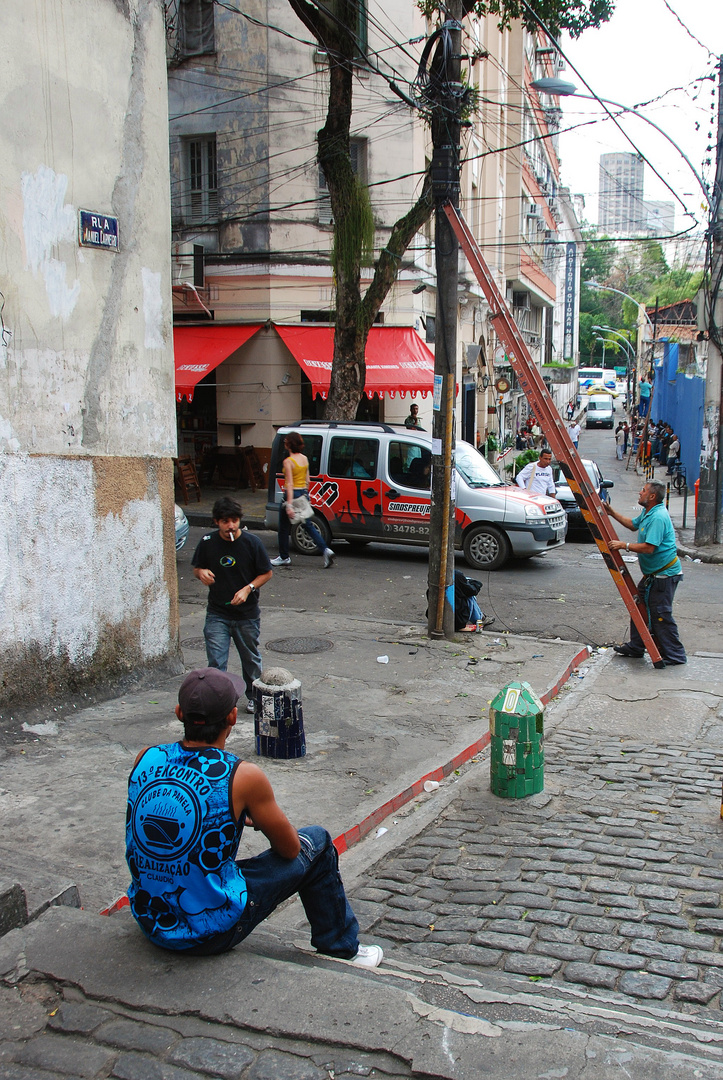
[591,325,635,362]
[530,79,712,212]
[585,282,653,327]
[592,325,636,406]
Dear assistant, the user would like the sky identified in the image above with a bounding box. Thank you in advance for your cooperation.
[556,0,722,246]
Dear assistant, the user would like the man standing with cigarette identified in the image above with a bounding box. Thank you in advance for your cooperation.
[192,497,273,714]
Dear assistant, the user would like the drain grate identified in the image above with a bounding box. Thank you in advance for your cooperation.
[266,637,334,655]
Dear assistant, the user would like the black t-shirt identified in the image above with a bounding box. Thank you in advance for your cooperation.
[192,530,272,619]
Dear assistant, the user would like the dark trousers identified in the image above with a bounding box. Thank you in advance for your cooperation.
[182,826,359,958]
[629,574,686,664]
[278,490,326,558]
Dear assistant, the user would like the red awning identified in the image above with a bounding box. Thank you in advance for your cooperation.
[174,324,262,402]
[275,325,435,399]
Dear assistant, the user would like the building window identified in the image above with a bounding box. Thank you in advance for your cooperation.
[179,0,215,56]
[319,138,366,225]
[186,137,218,222]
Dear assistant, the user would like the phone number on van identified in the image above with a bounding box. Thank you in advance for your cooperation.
[383,523,430,537]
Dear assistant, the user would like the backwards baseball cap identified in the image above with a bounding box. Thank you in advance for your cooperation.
[178,668,241,725]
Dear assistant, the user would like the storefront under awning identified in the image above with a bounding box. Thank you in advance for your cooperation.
[173,324,262,402]
[274,325,435,399]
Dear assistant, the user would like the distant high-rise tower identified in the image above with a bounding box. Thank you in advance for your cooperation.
[598,153,645,233]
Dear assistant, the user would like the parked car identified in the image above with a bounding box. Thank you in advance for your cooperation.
[175,503,189,551]
[552,459,614,534]
[265,421,567,571]
[585,394,615,429]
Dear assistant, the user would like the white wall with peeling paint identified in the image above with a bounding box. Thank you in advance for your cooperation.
[0,0,179,704]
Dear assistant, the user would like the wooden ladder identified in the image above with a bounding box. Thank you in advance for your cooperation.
[444,202,664,668]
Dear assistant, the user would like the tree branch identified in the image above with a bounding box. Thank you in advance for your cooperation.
[361,167,434,330]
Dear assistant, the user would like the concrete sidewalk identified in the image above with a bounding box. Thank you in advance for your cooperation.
[3,642,723,1078]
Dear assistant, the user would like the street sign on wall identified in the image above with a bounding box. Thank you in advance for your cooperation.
[79,210,119,251]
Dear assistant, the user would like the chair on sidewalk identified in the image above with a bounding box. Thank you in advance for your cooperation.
[175,457,201,504]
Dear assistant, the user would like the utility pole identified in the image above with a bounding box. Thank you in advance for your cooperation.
[696,55,723,545]
[425,9,464,639]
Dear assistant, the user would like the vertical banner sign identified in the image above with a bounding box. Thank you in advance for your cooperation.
[563,242,576,359]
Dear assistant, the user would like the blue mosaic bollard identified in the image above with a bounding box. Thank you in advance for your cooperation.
[253,667,305,759]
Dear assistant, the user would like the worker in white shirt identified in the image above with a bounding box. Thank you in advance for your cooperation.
[516,449,556,497]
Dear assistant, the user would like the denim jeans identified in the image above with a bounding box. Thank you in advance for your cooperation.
[629,574,686,664]
[278,489,326,559]
[184,826,360,957]
[204,610,262,699]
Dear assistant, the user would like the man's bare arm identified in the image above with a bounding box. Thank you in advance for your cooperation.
[232,762,300,859]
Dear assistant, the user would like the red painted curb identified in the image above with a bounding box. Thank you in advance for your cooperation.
[101,648,591,909]
[541,645,591,706]
[333,645,591,856]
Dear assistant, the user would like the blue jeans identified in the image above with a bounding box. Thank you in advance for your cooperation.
[278,489,326,559]
[204,610,262,699]
[629,574,686,664]
[184,826,360,957]
[639,397,650,417]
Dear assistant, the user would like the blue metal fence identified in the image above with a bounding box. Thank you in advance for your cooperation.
[651,340,704,487]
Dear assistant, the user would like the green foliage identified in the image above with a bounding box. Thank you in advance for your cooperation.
[486,432,499,451]
[330,173,375,282]
[417,0,614,36]
[640,269,704,310]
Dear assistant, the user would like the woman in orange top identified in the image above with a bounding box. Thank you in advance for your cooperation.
[270,432,335,568]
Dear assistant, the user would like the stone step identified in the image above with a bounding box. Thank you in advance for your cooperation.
[0,849,79,937]
[3,904,723,1079]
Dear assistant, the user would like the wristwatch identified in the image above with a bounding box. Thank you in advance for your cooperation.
[248,583,257,594]
[626,543,630,551]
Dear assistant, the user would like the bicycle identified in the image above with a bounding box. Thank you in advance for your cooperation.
[668,460,687,494]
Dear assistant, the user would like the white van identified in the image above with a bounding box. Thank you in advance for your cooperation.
[585,395,615,429]
[265,422,567,571]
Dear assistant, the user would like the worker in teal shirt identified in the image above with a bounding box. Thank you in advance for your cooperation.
[638,377,652,417]
[604,480,686,665]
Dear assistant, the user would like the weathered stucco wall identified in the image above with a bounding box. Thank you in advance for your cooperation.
[0,0,180,707]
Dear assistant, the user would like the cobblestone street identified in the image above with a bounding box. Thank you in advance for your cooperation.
[352,726,723,1009]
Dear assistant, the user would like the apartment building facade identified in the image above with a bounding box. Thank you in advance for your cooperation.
[166,1,582,463]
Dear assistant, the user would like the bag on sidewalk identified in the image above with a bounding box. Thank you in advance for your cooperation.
[290,495,314,524]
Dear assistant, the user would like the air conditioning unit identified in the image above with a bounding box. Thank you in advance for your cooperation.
[527,203,541,217]
[512,291,530,310]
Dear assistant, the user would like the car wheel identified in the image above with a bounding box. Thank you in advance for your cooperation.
[463,525,510,571]
[291,513,332,555]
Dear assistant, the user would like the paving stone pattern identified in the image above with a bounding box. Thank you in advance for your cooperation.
[0,997,411,1080]
[352,731,723,1008]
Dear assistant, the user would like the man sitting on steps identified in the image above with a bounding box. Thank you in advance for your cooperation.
[125,668,383,965]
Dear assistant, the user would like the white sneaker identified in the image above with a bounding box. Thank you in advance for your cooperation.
[270,556,291,566]
[323,548,335,569]
[246,699,255,713]
[350,944,383,968]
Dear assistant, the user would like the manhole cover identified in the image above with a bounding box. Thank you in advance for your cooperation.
[181,637,206,649]
[266,637,334,655]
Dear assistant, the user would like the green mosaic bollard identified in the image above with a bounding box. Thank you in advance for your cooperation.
[489,681,544,798]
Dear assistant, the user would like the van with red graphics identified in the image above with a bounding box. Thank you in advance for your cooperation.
[265,422,567,570]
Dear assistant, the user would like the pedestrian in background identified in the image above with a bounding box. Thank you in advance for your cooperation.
[516,449,556,497]
[615,423,625,460]
[271,431,335,569]
[192,497,273,714]
[567,419,580,449]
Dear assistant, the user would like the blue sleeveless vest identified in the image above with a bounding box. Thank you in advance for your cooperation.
[126,742,247,950]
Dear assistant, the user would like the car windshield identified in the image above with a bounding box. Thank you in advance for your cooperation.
[455,441,505,488]
[588,400,610,411]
